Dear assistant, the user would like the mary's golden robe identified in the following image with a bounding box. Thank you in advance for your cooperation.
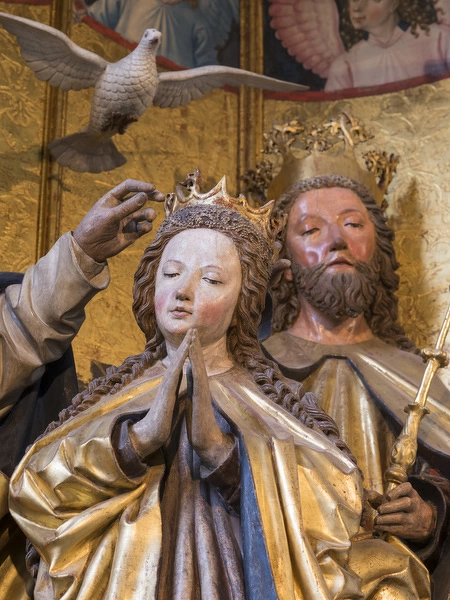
[9,363,429,599]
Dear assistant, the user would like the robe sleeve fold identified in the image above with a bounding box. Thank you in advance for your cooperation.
[0,233,109,410]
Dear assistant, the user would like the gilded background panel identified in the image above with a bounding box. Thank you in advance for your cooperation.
[2,0,450,391]
[0,5,239,384]
[0,2,49,272]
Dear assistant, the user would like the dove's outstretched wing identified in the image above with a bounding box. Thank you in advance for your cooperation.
[154,66,307,108]
[268,0,344,79]
[198,0,239,49]
[0,12,108,91]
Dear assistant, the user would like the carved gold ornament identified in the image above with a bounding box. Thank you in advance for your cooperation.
[243,112,400,208]
[164,167,287,254]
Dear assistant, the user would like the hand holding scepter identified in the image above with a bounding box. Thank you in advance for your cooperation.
[383,300,450,495]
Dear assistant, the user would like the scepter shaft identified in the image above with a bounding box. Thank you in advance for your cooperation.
[384,300,450,494]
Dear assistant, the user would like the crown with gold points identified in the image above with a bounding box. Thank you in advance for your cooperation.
[242,112,400,210]
[164,167,286,247]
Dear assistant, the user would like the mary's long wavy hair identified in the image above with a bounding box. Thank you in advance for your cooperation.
[340,0,441,51]
[42,205,352,454]
[271,175,417,353]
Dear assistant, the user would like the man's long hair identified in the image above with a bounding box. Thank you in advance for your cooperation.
[271,175,417,353]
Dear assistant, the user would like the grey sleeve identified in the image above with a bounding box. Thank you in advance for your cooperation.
[0,232,109,412]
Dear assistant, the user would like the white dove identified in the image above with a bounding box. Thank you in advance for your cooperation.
[0,12,307,173]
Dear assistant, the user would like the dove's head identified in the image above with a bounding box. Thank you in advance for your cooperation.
[141,29,162,51]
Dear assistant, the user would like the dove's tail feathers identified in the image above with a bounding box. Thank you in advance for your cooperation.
[48,130,126,173]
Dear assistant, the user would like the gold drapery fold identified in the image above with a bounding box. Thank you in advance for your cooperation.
[9,364,429,599]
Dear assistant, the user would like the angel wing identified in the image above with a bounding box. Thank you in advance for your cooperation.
[268,0,344,79]
[436,0,450,25]
[0,12,108,91]
[197,0,239,49]
[154,66,307,108]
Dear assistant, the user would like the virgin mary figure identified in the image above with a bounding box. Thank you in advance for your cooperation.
[9,170,428,599]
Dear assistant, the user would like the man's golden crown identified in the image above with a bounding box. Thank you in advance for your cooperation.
[243,112,400,210]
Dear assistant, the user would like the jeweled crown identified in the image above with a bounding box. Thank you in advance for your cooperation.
[243,112,399,210]
[164,168,286,251]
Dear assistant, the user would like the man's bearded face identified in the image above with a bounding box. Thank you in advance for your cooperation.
[285,187,380,318]
[290,251,381,319]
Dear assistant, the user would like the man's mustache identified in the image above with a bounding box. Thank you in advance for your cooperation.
[290,253,381,319]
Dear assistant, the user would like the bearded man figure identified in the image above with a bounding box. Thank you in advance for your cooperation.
[261,130,450,600]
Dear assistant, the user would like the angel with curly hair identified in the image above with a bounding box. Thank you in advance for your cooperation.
[269,0,450,92]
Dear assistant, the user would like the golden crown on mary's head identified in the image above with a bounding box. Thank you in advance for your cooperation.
[242,112,400,210]
[164,167,286,248]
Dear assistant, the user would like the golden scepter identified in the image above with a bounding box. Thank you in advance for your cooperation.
[384,300,450,494]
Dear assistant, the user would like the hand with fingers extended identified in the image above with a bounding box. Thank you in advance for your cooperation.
[371,482,437,542]
[73,179,165,262]
[185,329,234,471]
[129,330,192,459]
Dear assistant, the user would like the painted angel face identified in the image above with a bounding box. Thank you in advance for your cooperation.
[285,187,376,273]
[348,0,398,33]
[155,228,242,348]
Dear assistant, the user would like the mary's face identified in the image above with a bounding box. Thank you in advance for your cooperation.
[155,228,242,347]
[348,0,398,33]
